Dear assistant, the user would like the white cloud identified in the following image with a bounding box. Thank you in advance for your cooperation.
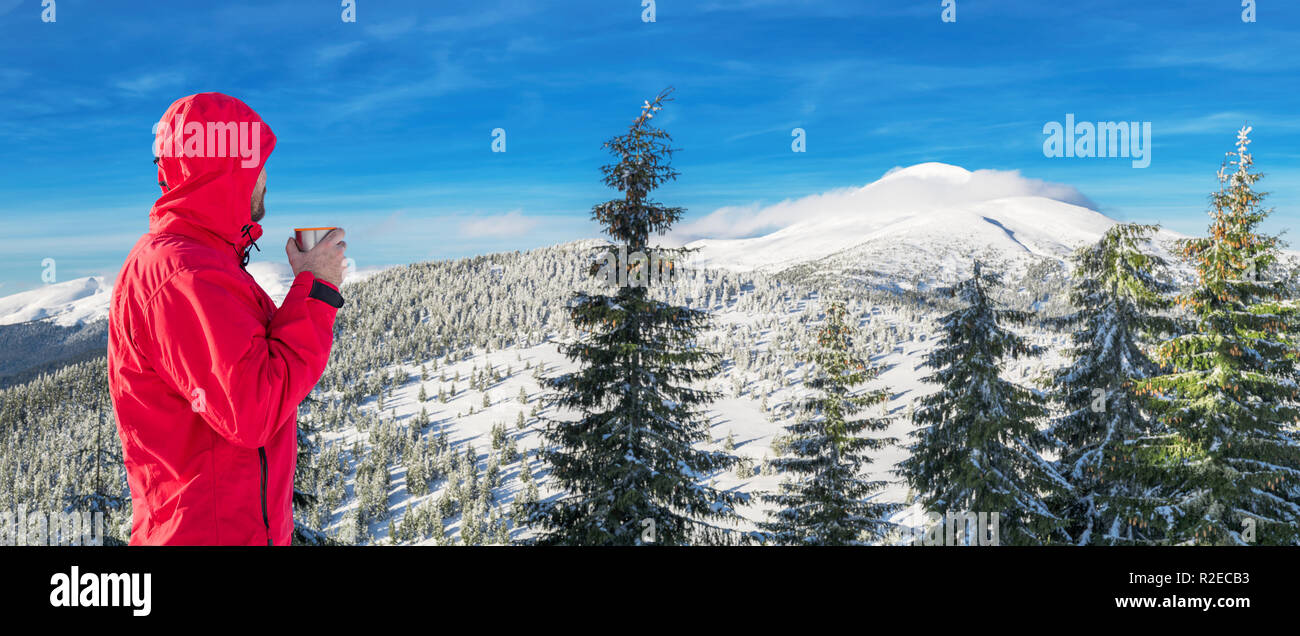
[668,164,1095,242]
[115,72,185,95]
[1158,112,1300,137]
[0,69,30,92]
[363,18,419,40]
[458,210,541,239]
[316,41,364,65]
[328,49,481,120]
[724,122,802,143]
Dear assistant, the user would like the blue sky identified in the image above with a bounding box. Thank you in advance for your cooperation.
[1,0,1298,294]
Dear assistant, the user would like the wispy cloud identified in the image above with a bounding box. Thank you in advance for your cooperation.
[422,0,537,33]
[327,49,484,120]
[114,72,185,95]
[1126,29,1300,71]
[725,123,803,143]
[364,18,419,40]
[1159,112,1300,137]
[0,68,30,92]
[316,41,364,65]
[363,0,536,39]
[459,210,542,239]
[693,0,888,18]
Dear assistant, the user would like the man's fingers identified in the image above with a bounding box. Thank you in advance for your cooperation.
[316,228,345,248]
[285,238,301,256]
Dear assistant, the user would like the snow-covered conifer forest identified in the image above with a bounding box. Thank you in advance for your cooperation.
[2,118,1298,546]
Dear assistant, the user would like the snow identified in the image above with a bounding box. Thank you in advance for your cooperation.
[681,162,1187,279]
[878,162,974,184]
[237,261,390,305]
[687,193,1115,273]
[306,291,1043,544]
[0,263,390,327]
[0,276,111,327]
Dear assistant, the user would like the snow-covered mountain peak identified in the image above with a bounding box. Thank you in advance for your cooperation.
[679,163,1169,279]
[874,161,974,186]
[0,276,111,327]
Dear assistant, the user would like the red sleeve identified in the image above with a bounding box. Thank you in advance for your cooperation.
[144,268,339,448]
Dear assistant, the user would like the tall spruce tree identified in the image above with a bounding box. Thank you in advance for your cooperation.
[1140,127,1300,545]
[761,300,899,545]
[528,88,747,545]
[1048,223,1179,545]
[897,262,1066,545]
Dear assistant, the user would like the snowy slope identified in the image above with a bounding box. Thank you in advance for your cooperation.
[310,288,1069,545]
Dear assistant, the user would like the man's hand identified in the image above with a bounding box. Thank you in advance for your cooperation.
[286,228,347,288]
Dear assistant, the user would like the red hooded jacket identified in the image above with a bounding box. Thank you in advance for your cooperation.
[108,93,342,545]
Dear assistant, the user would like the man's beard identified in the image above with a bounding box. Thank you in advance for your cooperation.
[251,192,266,223]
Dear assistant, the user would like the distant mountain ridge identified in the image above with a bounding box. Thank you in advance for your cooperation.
[0,276,111,327]
[0,262,384,386]
[0,262,387,329]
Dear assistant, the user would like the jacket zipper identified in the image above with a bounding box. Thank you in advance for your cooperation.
[258,447,272,546]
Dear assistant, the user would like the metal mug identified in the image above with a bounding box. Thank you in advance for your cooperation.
[294,227,338,251]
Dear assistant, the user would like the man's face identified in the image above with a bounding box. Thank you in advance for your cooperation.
[250,168,267,223]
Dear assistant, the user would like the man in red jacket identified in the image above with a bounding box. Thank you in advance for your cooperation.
[108,93,346,545]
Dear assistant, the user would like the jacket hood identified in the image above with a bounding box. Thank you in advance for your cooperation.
[150,93,276,256]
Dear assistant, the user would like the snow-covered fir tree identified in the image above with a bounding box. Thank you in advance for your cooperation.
[897,262,1066,545]
[62,406,127,545]
[1047,223,1179,545]
[292,398,334,545]
[528,88,748,545]
[761,300,899,545]
[1140,127,1300,545]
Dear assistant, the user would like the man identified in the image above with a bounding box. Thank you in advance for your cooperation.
[108,93,346,545]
